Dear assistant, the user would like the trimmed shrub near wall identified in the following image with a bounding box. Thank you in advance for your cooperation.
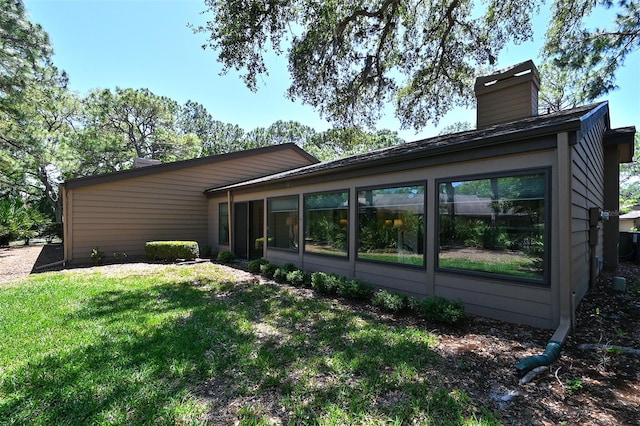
[371,290,407,313]
[260,262,278,278]
[247,258,269,273]
[145,241,199,261]
[251,261,465,325]
[286,270,309,287]
[410,296,467,325]
[217,250,236,263]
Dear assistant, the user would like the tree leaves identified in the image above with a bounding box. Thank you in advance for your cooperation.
[196,0,543,130]
[0,0,52,117]
[544,0,639,102]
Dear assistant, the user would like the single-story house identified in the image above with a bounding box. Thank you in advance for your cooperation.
[62,60,635,339]
[619,209,640,231]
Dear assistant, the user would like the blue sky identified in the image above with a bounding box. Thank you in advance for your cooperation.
[25,0,639,142]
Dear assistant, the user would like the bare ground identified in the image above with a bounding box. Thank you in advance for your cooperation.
[2,244,639,425]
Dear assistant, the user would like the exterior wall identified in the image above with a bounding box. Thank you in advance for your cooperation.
[620,218,638,232]
[210,148,559,328]
[64,148,314,262]
[477,82,538,128]
[474,61,540,128]
[570,118,607,303]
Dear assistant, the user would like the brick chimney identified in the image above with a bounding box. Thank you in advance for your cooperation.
[474,60,540,129]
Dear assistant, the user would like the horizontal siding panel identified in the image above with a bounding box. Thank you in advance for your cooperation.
[435,273,552,305]
[435,285,552,329]
[301,255,352,278]
[354,262,427,296]
[67,146,315,261]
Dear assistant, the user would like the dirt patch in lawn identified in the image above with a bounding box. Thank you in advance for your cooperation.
[1,244,639,425]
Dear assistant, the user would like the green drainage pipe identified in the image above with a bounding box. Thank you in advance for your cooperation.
[515,340,563,377]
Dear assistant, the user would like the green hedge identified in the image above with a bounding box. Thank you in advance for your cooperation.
[250,259,466,325]
[145,241,199,261]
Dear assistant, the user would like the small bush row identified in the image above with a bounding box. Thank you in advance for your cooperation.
[249,259,466,325]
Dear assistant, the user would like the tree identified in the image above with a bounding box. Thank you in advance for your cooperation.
[537,61,592,114]
[306,127,404,161]
[0,0,52,116]
[178,100,245,156]
[0,66,78,224]
[195,1,638,130]
[195,0,542,130]
[544,0,639,102]
[243,120,317,151]
[620,133,640,211]
[83,88,200,165]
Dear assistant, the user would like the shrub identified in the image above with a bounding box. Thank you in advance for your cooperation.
[337,279,373,300]
[247,258,268,273]
[311,272,344,295]
[216,250,235,263]
[90,247,105,264]
[113,251,127,261]
[286,270,308,287]
[414,296,466,325]
[282,263,297,273]
[145,241,199,261]
[260,262,278,278]
[371,290,407,313]
[0,199,49,244]
[273,267,288,283]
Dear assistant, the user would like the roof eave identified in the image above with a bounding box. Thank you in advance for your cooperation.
[205,113,591,197]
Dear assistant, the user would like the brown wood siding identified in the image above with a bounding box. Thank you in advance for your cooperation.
[477,83,536,127]
[570,118,607,302]
[66,149,313,261]
[354,263,427,297]
[434,273,553,329]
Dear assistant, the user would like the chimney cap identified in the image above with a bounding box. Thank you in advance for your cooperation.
[474,60,540,95]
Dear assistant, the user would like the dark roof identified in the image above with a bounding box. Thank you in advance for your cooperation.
[205,102,612,196]
[63,143,318,190]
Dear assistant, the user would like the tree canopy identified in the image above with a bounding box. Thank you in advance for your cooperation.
[194,0,638,130]
[0,0,52,116]
[544,0,640,103]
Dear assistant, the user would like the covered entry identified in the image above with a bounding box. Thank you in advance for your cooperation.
[233,201,264,260]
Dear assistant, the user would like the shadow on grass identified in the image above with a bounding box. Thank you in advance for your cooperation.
[1,278,502,424]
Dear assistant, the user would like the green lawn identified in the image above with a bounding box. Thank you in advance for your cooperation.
[0,264,500,425]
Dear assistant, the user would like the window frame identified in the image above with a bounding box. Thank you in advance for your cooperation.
[355,181,426,268]
[266,195,300,252]
[435,168,551,286]
[218,202,229,245]
[303,189,350,259]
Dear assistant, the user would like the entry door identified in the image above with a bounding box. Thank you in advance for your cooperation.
[233,201,264,260]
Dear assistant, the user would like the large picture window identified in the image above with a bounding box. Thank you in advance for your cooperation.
[304,191,349,257]
[438,171,548,282]
[218,202,229,245]
[357,184,425,266]
[267,196,299,251]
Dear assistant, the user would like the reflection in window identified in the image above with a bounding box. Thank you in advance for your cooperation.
[219,202,229,244]
[267,196,299,250]
[357,185,425,266]
[304,191,349,257]
[438,172,547,281]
